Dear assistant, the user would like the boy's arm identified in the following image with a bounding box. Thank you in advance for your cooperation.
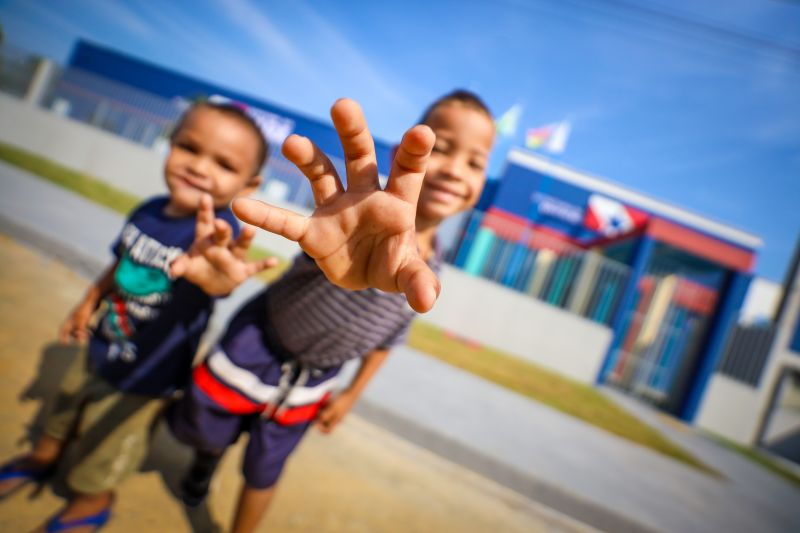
[58,259,119,344]
[315,349,389,434]
[233,98,440,313]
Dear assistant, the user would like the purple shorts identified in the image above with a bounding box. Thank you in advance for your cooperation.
[168,291,341,489]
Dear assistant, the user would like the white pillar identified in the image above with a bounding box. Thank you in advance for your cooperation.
[24,58,57,106]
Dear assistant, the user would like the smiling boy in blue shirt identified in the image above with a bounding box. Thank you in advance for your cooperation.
[0,101,275,532]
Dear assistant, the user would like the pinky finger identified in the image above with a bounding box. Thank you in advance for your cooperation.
[245,257,279,276]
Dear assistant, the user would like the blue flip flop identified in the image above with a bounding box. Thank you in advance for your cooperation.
[0,458,53,499]
[45,506,112,532]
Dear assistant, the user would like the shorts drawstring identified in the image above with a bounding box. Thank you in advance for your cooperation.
[266,362,311,420]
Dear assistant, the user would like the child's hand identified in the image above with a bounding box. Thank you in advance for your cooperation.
[233,98,439,313]
[315,391,356,434]
[170,194,279,296]
[58,302,94,344]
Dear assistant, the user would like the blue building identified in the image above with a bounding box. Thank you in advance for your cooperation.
[452,148,761,420]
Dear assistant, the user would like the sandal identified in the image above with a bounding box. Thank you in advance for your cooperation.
[45,506,112,532]
[0,457,54,500]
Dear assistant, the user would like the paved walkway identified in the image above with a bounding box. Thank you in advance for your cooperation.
[2,161,800,532]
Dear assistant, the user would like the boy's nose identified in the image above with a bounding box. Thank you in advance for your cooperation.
[440,157,466,180]
[188,156,212,177]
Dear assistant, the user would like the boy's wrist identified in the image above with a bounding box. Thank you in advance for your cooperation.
[338,388,359,402]
[74,298,96,313]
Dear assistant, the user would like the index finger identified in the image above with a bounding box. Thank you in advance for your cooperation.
[195,194,215,239]
[330,98,379,193]
[282,134,344,207]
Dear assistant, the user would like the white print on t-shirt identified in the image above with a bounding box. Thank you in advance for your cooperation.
[119,223,184,274]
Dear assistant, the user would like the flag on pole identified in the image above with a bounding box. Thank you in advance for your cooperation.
[488,103,523,178]
[495,104,523,138]
[525,121,571,154]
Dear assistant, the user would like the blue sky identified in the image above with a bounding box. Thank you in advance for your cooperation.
[1,0,798,282]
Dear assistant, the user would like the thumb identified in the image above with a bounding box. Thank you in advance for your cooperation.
[170,255,189,279]
[398,259,440,313]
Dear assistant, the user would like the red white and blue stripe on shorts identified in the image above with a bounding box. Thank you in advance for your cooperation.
[193,350,336,425]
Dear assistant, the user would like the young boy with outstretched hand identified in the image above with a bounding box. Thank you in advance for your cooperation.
[0,101,275,532]
[168,91,495,533]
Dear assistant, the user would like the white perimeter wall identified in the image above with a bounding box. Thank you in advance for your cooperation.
[0,93,164,198]
[696,256,800,445]
[1,95,613,383]
[431,266,612,383]
[695,375,761,445]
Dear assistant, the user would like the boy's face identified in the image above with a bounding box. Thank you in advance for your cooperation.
[417,104,495,224]
[164,107,262,216]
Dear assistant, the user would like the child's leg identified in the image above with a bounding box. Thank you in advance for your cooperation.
[39,383,163,528]
[231,484,277,533]
[180,449,223,507]
[231,416,314,533]
[0,348,93,495]
[166,378,247,506]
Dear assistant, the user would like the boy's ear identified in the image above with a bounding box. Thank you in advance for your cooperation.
[241,174,263,197]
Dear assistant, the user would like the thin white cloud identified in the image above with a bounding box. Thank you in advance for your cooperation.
[13,2,88,36]
[131,2,270,90]
[78,0,155,39]
[291,1,414,112]
[217,0,317,82]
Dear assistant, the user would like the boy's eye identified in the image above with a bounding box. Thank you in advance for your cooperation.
[217,159,236,172]
[176,141,198,154]
[470,160,486,171]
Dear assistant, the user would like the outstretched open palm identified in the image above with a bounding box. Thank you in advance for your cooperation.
[233,98,439,313]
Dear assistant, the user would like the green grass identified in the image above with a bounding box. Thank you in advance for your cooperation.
[0,140,714,473]
[407,321,717,474]
[0,142,140,215]
[707,432,800,488]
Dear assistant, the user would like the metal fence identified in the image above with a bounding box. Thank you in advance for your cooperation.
[52,68,182,147]
[0,43,50,99]
[716,323,776,386]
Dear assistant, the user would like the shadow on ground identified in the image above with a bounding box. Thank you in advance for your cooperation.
[17,342,222,533]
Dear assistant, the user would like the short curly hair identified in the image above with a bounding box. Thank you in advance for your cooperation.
[170,101,269,175]
[418,89,493,126]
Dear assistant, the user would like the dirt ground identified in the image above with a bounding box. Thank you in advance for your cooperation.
[0,234,586,532]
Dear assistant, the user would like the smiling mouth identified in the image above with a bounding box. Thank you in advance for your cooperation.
[425,184,466,201]
[174,175,208,193]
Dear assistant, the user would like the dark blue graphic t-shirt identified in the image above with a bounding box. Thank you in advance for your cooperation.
[88,196,239,396]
